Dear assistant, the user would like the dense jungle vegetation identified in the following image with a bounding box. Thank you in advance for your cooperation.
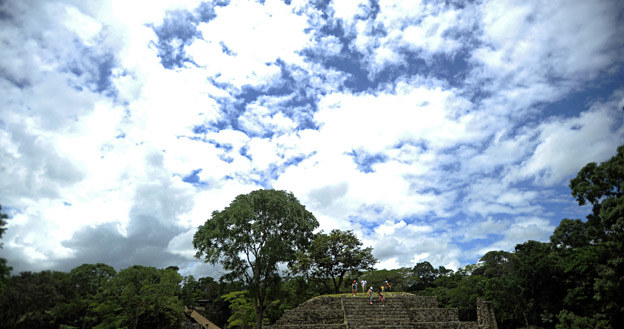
[0,145,622,329]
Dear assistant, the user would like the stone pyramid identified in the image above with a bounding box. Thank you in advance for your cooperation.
[265,293,497,329]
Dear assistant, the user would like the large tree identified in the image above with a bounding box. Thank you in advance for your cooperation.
[193,189,318,329]
[410,261,440,291]
[293,229,377,294]
[564,144,624,328]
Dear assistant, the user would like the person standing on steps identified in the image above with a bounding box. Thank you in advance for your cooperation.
[368,286,374,305]
[361,279,367,293]
[352,280,358,297]
[385,280,392,296]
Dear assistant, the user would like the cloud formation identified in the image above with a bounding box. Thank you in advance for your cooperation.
[1,0,623,277]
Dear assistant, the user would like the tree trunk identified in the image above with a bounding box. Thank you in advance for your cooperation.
[255,303,263,329]
[521,309,530,329]
[337,271,346,295]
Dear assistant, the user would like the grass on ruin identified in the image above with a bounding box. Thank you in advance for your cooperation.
[313,291,412,299]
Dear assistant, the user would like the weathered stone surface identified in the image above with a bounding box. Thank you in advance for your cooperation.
[412,322,478,329]
[409,308,459,322]
[265,294,497,329]
[401,295,439,309]
[476,298,498,329]
[274,296,344,325]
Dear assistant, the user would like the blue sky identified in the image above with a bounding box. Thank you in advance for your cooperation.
[0,0,623,277]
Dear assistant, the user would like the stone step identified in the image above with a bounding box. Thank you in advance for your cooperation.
[348,321,414,327]
[265,295,496,329]
[276,316,343,325]
[276,308,344,325]
[349,325,415,329]
[268,325,346,329]
[349,312,407,315]
[343,296,438,308]
[346,305,408,310]
[346,313,411,319]
[409,308,460,322]
[344,300,406,305]
[412,322,478,329]
[345,310,410,316]
[280,309,343,316]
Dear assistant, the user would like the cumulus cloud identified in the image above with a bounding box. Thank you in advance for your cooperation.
[469,0,624,114]
[1,0,623,276]
[505,94,624,185]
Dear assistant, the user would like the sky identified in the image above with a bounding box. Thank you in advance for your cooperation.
[1,0,623,278]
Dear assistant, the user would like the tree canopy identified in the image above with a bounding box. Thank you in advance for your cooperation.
[93,265,184,329]
[293,229,377,294]
[565,144,624,328]
[193,189,318,329]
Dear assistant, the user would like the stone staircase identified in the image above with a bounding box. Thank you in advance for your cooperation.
[270,296,346,329]
[265,294,497,329]
[342,294,413,329]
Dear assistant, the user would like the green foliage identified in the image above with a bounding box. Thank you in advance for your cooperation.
[180,275,199,308]
[222,291,256,329]
[550,218,591,249]
[556,310,611,329]
[52,263,117,328]
[270,275,321,318]
[193,189,318,329]
[472,251,512,278]
[567,144,624,328]
[0,205,7,243]
[361,267,417,293]
[0,261,233,329]
[198,276,232,327]
[0,270,73,329]
[93,265,184,329]
[293,229,377,293]
[409,261,442,291]
[70,263,117,297]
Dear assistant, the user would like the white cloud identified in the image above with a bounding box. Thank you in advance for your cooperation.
[2,0,623,276]
[347,0,477,74]
[505,92,624,186]
[461,216,509,242]
[470,0,624,111]
[188,0,311,88]
[314,79,477,153]
[475,216,556,256]
[238,103,297,137]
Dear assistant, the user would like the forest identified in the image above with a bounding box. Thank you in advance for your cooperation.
[0,144,622,329]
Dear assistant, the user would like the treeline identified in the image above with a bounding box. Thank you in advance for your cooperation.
[0,262,360,329]
[0,264,188,329]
